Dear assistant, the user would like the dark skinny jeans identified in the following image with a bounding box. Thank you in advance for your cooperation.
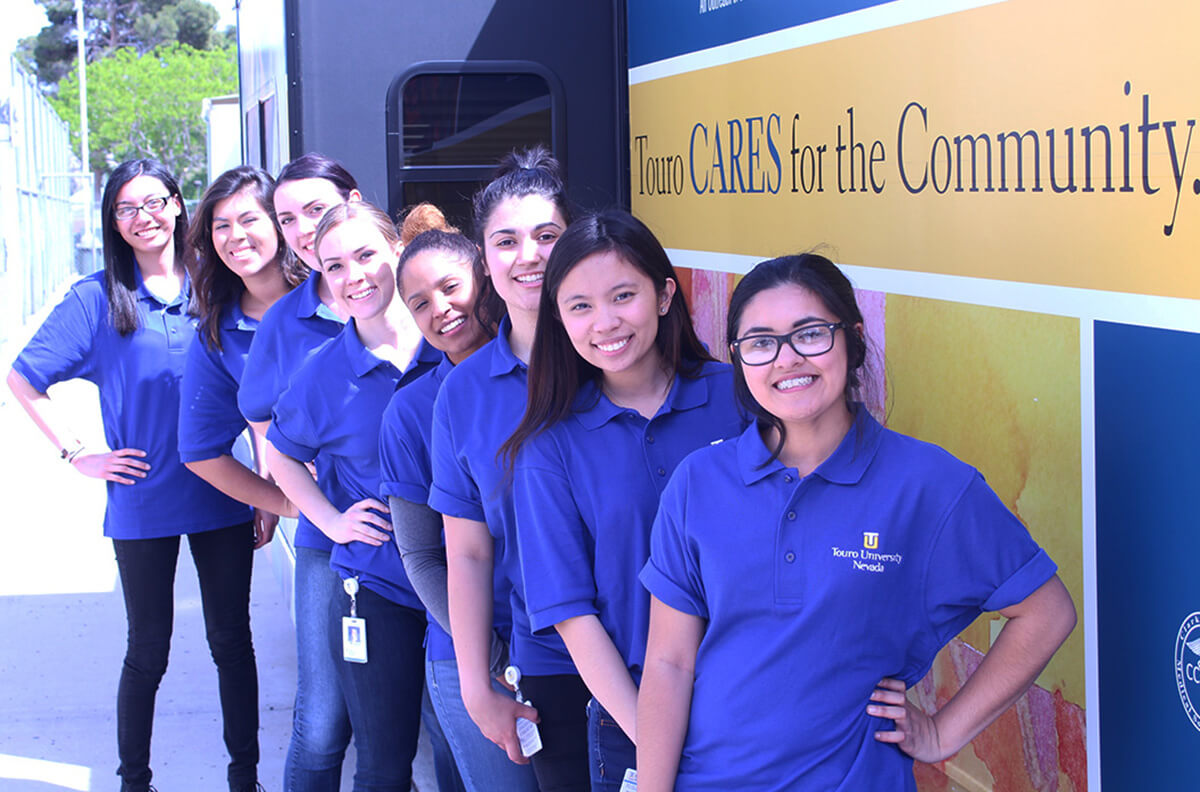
[112,521,259,791]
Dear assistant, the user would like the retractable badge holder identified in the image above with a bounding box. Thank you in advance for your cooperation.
[341,577,368,663]
[504,665,543,757]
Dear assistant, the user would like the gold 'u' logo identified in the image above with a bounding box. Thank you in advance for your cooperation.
[863,532,879,550]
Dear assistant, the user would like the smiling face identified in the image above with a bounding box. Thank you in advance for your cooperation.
[556,249,674,382]
[113,175,182,257]
[481,194,566,317]
[211,187,279,280]
[735,282,854,431]
[273,177,356,269]
[400,247,488,364]
[316,216,400,321]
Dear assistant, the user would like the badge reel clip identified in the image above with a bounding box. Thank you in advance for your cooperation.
[504,665,543,757]
[341,576,368,663]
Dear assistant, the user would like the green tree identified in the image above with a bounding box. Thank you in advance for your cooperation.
[50,43,238,198]
[17,0,223,90]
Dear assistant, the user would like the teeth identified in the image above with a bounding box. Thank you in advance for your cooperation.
[515,273,543,284]
[348,286,376,301]
[597,338,629,353]
[439,316,466,334]
[776,376,815,390]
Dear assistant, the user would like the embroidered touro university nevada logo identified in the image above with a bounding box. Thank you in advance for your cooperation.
[863,532,879,550]
[1175,611,1200,732]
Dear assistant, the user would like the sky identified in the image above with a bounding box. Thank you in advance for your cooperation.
[2,0,238,61]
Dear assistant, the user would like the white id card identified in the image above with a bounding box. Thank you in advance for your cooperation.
[516,713,542,757]
[619,768,637,792]
[342,616,367,663]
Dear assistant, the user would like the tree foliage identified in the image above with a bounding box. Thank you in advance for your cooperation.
[17,0,224,89]
[50,43,238,198]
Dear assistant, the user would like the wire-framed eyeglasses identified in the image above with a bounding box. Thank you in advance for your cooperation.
[114,195,172,221]
[730,322,846,366]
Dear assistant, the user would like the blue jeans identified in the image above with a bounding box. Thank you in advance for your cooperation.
[422,681,467,792]
[285,547,353,792]
[330,584,426,791]
[587,699,635,792]
[426,658,540,792]
[112,522,259,792]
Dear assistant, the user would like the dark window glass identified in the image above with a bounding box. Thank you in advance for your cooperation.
[401,180,485,233]
[402,73,552,167]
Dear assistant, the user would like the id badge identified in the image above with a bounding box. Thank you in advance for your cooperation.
[516,704,543,757]
[619,768,637,792]
[342,616,367,663]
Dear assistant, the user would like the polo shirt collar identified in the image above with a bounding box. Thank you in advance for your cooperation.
[737,404,883,486]
[219,293,259,332]
[573,364,714,431]
[341,320,391,378]
[296,272,343,323]
[488,315,525,378]
[133,265,189,308]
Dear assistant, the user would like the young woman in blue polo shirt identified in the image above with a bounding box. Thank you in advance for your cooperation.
[266,200,436,792]
[429,147,593,791]
[502,210,745,791]
[380,229,540,792]
[180,165,303,545]
[636,253,1077,792]
[6,159,262,792]
[238,153,358,792]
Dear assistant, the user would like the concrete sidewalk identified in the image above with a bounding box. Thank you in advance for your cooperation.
[0,294,434,791]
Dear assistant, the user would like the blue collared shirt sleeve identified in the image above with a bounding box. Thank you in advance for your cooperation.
[267,373,324,465]
[427,383,486,521]
[641,459,710,620]
[238,322,282,424]
[514,433,599,633]
[379,385,434,504]
[179,335,247,463]
[12,286,100,391]
[923,472,1058,646]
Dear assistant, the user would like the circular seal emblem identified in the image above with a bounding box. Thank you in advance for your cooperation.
[1175,611,1200,732]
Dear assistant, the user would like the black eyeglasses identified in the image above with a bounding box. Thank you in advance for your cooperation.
[114,195,171,221]
[730,322,846,366]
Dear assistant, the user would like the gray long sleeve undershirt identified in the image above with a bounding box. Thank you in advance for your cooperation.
[388,495,508,675]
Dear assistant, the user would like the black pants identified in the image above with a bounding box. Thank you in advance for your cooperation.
[112,521,259,790]
[521,673,591,792]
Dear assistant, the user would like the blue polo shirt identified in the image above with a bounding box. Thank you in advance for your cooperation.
[380,354,517,663]
[268,322,439,610]
[178,300,259,475]
[13,270,248,539]
[238,273,344,551]
[429,317,575,676]
[514,361,743,682]
[641,407,1058,792]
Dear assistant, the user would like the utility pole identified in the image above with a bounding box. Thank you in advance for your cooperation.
[76,0,96,265]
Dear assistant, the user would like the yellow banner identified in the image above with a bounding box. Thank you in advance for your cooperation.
[630,0,1200,300]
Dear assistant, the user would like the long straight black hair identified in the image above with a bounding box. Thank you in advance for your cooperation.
[99,159,189,335]
[500,209,713,470]
[726,253,870,464]
[187,166,304,350]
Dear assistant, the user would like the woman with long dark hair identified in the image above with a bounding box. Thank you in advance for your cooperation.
[635,253,1076,791]
[6,159,263,792]
[180,165,302,544]
[502,209,745,790]
[237,153,358,791]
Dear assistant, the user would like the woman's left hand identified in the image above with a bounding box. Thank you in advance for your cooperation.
[869,677,947,762]
[253,508,278,549]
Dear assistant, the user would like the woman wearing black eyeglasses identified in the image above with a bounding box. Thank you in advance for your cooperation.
[7,160,265,792]
[635,253,1077,792]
